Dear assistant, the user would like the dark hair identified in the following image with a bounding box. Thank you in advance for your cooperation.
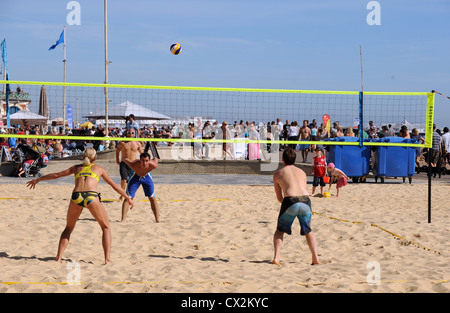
[282,148,296,165]
[140,152,151,159]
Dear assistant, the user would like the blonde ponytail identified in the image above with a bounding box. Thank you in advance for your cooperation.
[82,148,96,166]
[82,156,91,166]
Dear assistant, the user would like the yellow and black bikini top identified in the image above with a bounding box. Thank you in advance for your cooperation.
[74,164,100,182]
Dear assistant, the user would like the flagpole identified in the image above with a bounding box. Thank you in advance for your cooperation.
[104,0,109,137]
[1,39,10,128]
[63,26,67,132]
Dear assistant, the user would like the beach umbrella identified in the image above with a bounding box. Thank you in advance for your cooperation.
[38,85,49,118]
[38,85,49,132]
[3,110,48,126]
[84,101,171,120]
[80,121,94,128]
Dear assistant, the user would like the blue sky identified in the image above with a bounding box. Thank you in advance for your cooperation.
[1,0,449,127]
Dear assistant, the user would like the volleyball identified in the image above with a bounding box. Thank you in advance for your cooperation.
[170,43,182,55]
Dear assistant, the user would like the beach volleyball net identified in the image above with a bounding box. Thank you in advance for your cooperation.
[0,80,435,150]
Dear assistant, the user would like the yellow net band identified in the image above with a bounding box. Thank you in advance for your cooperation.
[0,80,430,96]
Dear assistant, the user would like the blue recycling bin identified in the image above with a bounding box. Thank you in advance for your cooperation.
[324,137,371,182]
[371,137,418,183]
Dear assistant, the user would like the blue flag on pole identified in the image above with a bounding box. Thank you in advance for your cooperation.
[67,104,73,129]
[1,38,9,77]
[48,29,65,50]
[1,38,10,127]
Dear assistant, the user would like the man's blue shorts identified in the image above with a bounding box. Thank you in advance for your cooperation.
[298,139,309,150]
[126,172,155,198]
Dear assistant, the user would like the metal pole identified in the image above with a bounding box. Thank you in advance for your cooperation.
[63,26,67,133]
[428,146,432,223]
[359,92,363,147]
[428,90,435,223]
[104,0,109,137]
[359,45,364,147]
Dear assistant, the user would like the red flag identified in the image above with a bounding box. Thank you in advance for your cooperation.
[323,114,331,133]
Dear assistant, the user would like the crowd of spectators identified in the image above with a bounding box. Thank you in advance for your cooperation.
[1,117,449,174]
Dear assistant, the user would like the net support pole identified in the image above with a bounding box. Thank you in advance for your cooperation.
[359,45,364,147]
[427,90,435,223]
[427,90,436,223]
[428,147,432,223]
[359,91,363,147]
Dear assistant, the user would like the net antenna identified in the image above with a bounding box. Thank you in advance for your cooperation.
[433,90,450,100]
[358,45,364,147]
[360,45,364,92]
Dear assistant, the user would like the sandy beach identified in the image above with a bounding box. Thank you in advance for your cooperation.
[0,175,449,294]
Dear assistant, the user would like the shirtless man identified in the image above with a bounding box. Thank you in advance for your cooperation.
[299,120,311,163]
[116,129,143,200]
[272,148,320,265]
[121,152,160,223]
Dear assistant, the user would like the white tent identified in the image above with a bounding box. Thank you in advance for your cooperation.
[2,110,48,126]
[389,119,426,134]
[84,101,171,120]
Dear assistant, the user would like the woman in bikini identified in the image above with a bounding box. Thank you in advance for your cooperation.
[27,147,133,265]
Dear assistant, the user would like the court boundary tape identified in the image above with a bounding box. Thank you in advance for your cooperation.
[1,278,448,287]
[312,211,443,255]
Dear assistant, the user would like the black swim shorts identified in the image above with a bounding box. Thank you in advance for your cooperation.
[120,161,132,181]
[277,196,312,236]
